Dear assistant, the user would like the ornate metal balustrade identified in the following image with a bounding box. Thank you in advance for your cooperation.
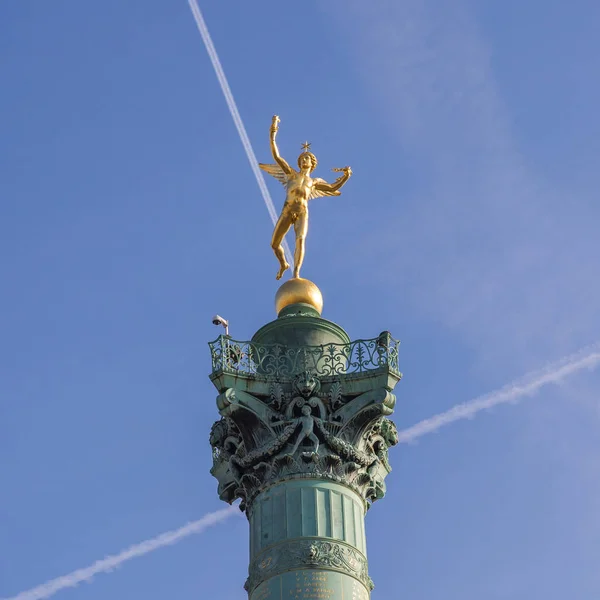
[209,332,400,379]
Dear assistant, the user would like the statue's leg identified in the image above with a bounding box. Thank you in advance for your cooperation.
[309,432,319,454]
[288,433,304,456]
[271,212,291,280]
[292,213,308,278]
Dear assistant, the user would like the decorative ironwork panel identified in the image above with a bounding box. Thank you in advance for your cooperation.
[209,333,400,379]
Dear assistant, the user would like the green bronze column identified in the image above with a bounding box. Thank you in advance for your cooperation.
[248,479,370,599]
[209,279,401,600]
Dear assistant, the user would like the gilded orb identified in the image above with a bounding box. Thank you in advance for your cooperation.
[275,278,323,316]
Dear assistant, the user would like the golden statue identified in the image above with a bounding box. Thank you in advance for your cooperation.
[260,115,352,280]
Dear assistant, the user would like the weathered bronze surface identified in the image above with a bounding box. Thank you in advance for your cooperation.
[209,301,401,598]
[250,569,369,600]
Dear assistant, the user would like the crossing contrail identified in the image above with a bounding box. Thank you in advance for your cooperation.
[5,344,599,600]
[397,342,600,443]
[1,506,237,600]
[188,0,293,266]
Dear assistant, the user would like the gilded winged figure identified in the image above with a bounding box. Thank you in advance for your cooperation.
[259,115,352,280]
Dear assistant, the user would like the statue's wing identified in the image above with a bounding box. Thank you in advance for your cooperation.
[259,163,289,187]
[309,178,341,199]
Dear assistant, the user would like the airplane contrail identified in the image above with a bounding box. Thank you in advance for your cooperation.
[6,344,599,600]
[1,506,237,600]
[188,0,293,266]
[397,342,600,443]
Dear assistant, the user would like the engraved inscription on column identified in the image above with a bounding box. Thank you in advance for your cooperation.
[288,570,336,599]
[351,578,369,600]
[249,570,370,600]
[251,578,275,600]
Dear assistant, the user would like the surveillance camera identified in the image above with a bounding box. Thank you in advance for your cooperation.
[212,315,229,335]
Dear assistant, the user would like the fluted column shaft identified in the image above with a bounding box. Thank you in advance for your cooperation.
[247,480,370,600]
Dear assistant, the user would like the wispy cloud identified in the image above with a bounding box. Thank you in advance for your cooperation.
[398,342,600,443]
[1,507,237,600]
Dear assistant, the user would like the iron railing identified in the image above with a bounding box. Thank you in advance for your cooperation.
[209,333,400,379]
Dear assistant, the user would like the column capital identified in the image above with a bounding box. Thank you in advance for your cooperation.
[208,334,401,513]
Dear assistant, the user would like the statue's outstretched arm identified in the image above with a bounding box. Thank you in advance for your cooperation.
[314,167,353,194]
[269,115,293,175]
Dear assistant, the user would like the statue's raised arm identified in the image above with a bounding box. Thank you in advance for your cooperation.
[268,116,294,175]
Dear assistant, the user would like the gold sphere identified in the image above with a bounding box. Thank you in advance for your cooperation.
[275,278,323,316]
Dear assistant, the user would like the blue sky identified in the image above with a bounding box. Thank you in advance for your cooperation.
[1,1,600,598]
